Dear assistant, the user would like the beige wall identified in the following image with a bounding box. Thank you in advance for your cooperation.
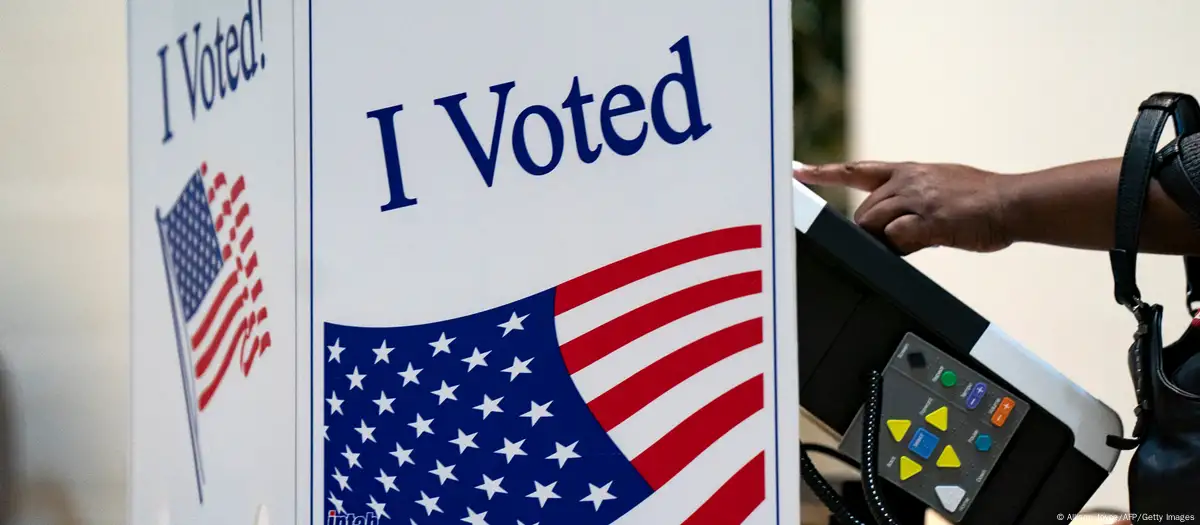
[0,0,129,523]
[847,0,1200,511]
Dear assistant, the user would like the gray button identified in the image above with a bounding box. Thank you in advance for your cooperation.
[936,485,966,512]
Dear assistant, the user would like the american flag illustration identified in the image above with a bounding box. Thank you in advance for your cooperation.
[156,161,272,502]
[323,225,772,524]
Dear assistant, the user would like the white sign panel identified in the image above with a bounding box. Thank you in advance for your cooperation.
[129,0,297,524]
[304,2,797,524]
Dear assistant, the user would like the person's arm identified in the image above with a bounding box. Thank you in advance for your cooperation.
[794,160,1200,255]
[1004,157,1200,254]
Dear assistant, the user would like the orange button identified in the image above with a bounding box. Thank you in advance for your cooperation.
[991,397,1015,427]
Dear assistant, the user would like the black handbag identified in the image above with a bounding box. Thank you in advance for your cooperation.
[1108,92,1200,519]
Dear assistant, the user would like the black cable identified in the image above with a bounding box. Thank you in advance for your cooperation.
[799,368,904,525]
[802,442,859,467]
[862,369,901,525]
[800,442,868,525]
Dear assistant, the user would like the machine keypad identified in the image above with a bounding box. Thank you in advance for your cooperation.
[837,333,1029,523]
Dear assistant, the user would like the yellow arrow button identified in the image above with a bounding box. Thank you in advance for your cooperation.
[899,456,922,480]
[926,406,949,431]
[886,419,911,442]
[937,445,961,468]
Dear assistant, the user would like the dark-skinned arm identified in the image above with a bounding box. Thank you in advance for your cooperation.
[794,159,1200,256]
[1004,157,1200,254]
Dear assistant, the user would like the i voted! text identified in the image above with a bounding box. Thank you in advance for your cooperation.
[156,0,268,144]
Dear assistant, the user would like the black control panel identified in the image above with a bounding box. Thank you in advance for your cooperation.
[839,333,1030,522]
[795,197,1113,524]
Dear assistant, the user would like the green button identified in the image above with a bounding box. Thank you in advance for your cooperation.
[940,370,957,387]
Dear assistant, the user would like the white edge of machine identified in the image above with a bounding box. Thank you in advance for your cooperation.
[969,327,1123,471]
[791,162,825,233]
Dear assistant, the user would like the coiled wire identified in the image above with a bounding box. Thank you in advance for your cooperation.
[862,370,901,525]
[799,369,901,525]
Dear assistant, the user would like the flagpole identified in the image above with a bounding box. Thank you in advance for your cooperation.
[156,208,206,504]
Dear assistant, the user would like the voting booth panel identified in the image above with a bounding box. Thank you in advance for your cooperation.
[130,1,799,524]
[129,0,297,524]
[306,3,797,524]
[793,179,1123,524]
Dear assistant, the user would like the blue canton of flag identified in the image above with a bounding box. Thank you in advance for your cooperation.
[323,225,772,524]
[325,291,651,524]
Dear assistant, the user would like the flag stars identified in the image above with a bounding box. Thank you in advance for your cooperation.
[430,332,455,356]
[431,381,459,405]
[341,445,361,469]
[373,391,395,414]
[526,481,560,508]
[546,441,581,468]
[398,362,422,386]
[461,508,489,525]
[415,491,442,515]
[429,460,458,484]
[449,429,479,453]
[372,340,394,364]
[389,443,415,467]
[474,394,504,419]
[498,311,529,337]
[327,338,345,362]
[346,367,366,390]
[326,391,344,415]
[462,348,490,371]
[521,400,554,426]
[409,414,435,437]
[476,474,507,500]
[331,467,351,491]
[354,419,376,443]
[501,356,533,381]
[495,438,527,463]
[581,481,617,511]
[327,492,345,514]
[324,304,648,521]
[366,495,389,520]
[375,469,398,493]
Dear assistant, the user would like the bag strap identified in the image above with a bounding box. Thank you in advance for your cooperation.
[1155,133,1200,315]
[1111,93,1200,310]
[1107,93,1200,451]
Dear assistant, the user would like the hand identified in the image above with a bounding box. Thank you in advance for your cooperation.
[795,161,1014,254]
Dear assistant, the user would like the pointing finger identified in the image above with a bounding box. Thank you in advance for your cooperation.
[793,161,900,192]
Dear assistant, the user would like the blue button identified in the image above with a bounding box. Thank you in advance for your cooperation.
[975,434,993,452]
[966,383,988,410]
[908,428,940,459]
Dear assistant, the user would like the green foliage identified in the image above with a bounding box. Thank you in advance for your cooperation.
[792,0,851,212]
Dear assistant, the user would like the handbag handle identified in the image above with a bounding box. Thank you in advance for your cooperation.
[1111,93,1200,310]
[1153,132,1200,315]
